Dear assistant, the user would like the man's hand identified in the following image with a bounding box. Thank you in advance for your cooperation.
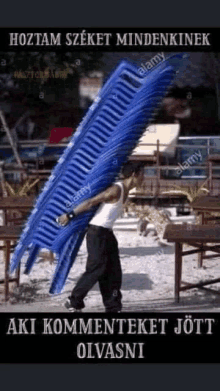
[56,214,70,226]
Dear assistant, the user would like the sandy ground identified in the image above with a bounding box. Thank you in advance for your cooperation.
[1,221,220,313]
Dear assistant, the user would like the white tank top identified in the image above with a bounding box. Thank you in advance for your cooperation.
[90,182,124,229]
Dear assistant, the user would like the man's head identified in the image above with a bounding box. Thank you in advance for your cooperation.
[120,161,145,188]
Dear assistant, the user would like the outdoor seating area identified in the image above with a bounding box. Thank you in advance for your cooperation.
[163,164,220,303]
[131,140,220,304]
[1,136,220,307]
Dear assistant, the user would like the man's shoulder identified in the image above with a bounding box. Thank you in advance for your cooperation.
[112,182,123,193]
[102,183,122,202]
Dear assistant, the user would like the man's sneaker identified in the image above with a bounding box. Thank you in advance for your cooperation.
[64,298,82,312]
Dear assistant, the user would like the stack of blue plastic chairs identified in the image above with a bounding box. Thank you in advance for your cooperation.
[10,53,188,294]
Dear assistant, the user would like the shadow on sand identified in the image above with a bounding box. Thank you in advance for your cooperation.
[89,273,154,292]
[121,290,220,312]
[119,245,174,257]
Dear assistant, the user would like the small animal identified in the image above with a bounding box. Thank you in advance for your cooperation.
[138,206,172,245]
[137,216,149,236]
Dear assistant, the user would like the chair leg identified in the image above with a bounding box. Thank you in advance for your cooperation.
[10,240,20,286]
[5,240,10,301]
[198,248,204,268]
[16,262,21,287]
[198,212,205,268]
[175,242,182,303]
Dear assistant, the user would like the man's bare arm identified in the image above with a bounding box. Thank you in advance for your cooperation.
[74,184,121,215]
[57,185,121,225]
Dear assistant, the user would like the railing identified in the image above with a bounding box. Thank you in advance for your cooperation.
[1,136,220,198]
[133,136,220,179]
[175,136,220,179]
[131,136,220,198]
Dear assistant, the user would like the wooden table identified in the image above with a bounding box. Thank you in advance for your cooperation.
[164,223,220,302]
[191,195,220,267]
[191,195,220,215]
[0,196,34,225]
[0,226,22,301]
[0,196,34,300]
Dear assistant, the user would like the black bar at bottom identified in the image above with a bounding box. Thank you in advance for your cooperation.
[1,312,220,363]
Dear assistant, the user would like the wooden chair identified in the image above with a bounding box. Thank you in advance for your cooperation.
[0,226,22,301]
[0,196,34,301]
[194,156,220,267]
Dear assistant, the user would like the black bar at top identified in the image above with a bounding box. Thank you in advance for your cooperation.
[0,27,218,52]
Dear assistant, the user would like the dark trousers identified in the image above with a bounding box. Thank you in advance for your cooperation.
[69,225,122,312]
